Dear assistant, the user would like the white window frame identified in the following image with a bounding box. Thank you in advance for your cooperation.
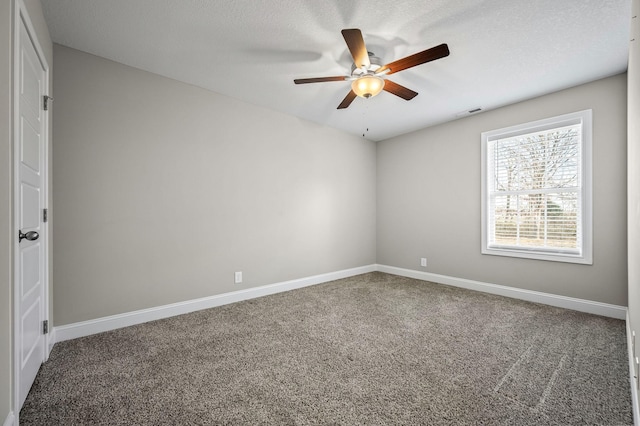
[481,110,592,264]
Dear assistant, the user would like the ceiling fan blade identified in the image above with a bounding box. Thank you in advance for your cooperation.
[337,90,357,109]
[377,43,449,75]
[383,80,418,100]
[341,29,370,69]
[294,76,347,84]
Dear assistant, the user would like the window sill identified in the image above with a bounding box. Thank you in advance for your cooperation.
[482,246,592,265]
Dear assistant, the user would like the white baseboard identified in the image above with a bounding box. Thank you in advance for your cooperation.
[628,311,640,426]
[53,263,627,344]
[3,412,15,426]
[376,264,627,319]
[54,264,377,343]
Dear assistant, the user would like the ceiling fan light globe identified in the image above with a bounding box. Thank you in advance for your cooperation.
[352,75,385,99]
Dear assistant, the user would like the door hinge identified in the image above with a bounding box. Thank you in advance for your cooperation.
[43,95,53,111]
[43,208,48,223]
[42,320,49,334]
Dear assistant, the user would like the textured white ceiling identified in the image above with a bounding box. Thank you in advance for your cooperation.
[41,0,631,141]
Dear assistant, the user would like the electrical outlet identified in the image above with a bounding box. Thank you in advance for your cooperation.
[420,258,427,267]
[234,271,242,284]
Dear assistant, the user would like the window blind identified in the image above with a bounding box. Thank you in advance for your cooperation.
[487,124,582,254]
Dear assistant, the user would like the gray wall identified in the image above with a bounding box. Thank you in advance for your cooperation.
[52,45,377,326]
[628,0,640,410]
[377,74,627,306]
[1,0,52,422]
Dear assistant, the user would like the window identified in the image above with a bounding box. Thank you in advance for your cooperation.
[481,110,592,264]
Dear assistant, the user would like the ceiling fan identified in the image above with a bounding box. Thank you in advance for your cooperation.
[294,29,450,109]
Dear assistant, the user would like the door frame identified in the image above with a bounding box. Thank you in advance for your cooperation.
[12,0,51,418]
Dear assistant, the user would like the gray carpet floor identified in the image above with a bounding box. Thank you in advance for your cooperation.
[20,272,632,425]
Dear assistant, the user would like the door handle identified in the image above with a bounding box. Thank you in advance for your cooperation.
[19,230,39,242]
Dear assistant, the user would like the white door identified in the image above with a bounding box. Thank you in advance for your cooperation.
[15,11,48,410]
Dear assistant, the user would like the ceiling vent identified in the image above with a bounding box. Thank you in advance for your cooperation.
[456,107,482,117]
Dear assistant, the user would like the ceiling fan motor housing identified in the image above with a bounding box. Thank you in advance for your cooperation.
[351,52,383,76]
